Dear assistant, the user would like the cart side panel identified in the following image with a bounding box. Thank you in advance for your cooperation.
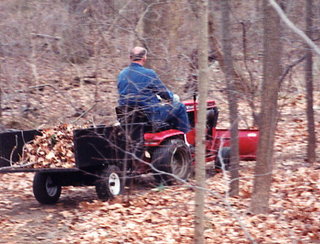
[0,130,42,167]
[73,124,145,169]
[41,170,97,186]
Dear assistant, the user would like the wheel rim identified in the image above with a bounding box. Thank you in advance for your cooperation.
[45,176,58,197]
[108,172,121,195]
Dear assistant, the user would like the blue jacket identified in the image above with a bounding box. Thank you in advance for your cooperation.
[117,63,173,115]
[117,63,191,133]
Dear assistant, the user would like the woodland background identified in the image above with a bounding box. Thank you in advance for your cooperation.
[1,0,318,130]
[0,0,319,243]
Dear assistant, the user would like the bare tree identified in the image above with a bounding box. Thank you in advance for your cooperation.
[194,0,209,243]
[207,1,262,127]
[138,0,187,85]
[221,0,240,196]
[250,0,282,214]
[0,87,2,125]
[305,0,317,164]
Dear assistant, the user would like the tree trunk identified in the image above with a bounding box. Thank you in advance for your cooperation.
[194,0,208,243]
[221,0,240,196]
[140,0,183,85]
[250,0,282,214]
[305,0,317,164]
[0,87,2,124]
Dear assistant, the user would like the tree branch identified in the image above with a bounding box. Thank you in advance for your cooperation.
[269,0,320,56]
[31,33,61,40]
[279,54,307,85]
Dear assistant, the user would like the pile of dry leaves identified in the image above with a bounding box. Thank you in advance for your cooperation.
[17,124,77,168]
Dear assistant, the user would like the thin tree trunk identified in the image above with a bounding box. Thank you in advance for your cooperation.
[207,7,259,127]
[194,0,208,243]
[250,0,282,214]
[305,0,316,164]
[221,0,240,196]
[0,87,2,124]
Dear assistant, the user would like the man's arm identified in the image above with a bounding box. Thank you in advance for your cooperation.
[148,71,173,102]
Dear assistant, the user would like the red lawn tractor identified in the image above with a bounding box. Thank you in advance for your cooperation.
[0,99,258,204]
[122,99,259,185]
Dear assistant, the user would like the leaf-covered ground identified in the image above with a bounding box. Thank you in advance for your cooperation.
[0,93,319,243]
[0,164,319,243]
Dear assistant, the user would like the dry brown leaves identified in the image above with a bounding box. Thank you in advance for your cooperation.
[52,166,319,244]
[1,93,319,243]
[56,93,320,243]
[15,124,77,168]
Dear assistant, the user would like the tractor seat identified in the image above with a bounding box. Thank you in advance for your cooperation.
[115,105,172,133]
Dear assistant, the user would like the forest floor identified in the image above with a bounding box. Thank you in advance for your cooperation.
[0,91,319,243]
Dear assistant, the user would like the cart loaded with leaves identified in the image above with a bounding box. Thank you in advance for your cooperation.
[0,100,259,204]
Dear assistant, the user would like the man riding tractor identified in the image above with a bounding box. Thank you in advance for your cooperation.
[116,46,192,185]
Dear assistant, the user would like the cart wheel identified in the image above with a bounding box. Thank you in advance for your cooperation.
[215,147,231,171]
[152,139,192,185]
[95,165,123,201]
[33,172,61,204]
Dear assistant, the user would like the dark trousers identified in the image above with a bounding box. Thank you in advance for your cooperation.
[147,102,191,133]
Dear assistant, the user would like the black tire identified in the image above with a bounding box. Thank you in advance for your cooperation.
[152,139,192,185]
[33,173,62,204]
[95,165,123,201]
[215,147,231,170]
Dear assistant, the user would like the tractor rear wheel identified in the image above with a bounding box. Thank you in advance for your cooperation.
[95,165,123,201]
[152,139,192,185]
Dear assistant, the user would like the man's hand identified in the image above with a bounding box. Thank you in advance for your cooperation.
[156,94,171,105]
[157,94,180,105]
[173,94,180,103]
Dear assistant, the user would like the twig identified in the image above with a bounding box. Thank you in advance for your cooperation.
[9,135,18,167]
[72,103,97,123]
[279,54,307,85]
[17,83,79,111]
[240,22,256,92]
[0,161,36,171]
[31,33,61,40]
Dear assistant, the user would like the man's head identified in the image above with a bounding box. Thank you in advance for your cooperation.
[130,46,147,64]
